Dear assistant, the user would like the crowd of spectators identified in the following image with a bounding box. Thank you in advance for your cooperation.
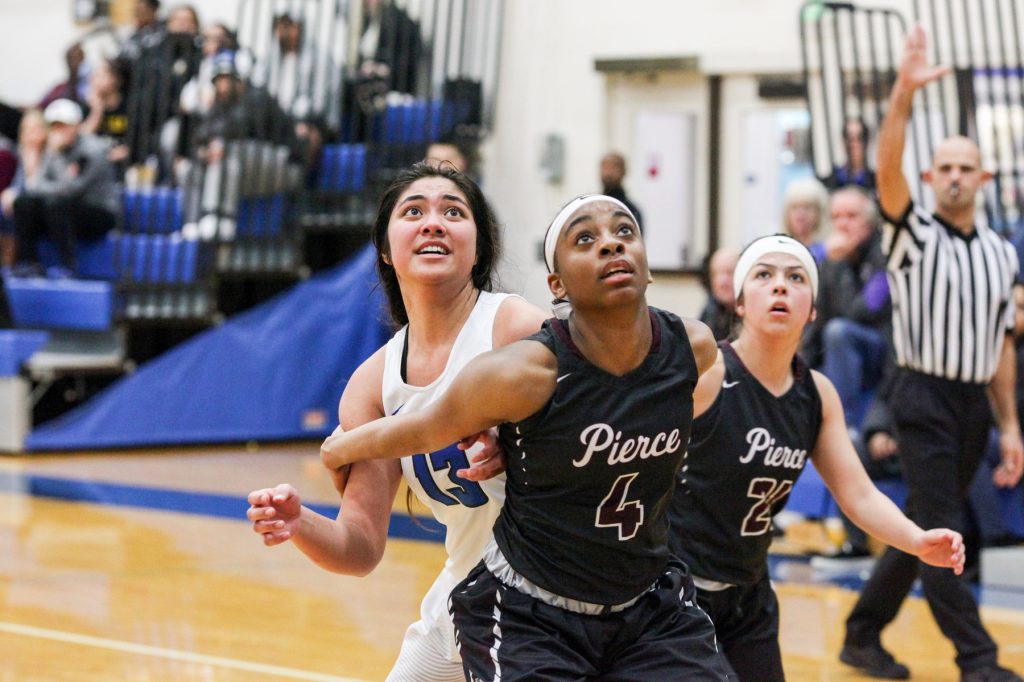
[0,0,443,276]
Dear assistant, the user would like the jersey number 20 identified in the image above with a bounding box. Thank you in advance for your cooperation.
[412,444,488,507]
[741,477,793,536]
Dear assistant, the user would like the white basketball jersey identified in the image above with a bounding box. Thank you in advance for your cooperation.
[381,291,513,664]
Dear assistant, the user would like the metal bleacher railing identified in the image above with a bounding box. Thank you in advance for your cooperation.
[800,0,1024,233]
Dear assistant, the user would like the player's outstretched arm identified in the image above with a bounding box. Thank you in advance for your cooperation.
[246,455,403,576]
[810,371,965,574]
[248,483,303,546]
[245,347,404,576]
[322,340,556,471]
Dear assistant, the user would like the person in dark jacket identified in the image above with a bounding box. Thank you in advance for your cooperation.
[804,185,891,427]
[12,99,118,276]
[698,246,740,340]
[599,151,643,230]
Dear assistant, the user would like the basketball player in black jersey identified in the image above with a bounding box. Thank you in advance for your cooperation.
[322,194,733,680]
[667,234,966,681]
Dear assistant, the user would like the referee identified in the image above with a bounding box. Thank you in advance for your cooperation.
[840,26,1024,682]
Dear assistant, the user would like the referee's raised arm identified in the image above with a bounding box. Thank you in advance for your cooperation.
[876,24,950,220]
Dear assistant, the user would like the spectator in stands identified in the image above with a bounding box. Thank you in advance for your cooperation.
[1,110,49,268]
[249,7,333,187]
[344,0,423,142]
[824,117,876,192]
[39,43,88,110]
[118,0,165,68]
[180,23,245,118]
[698,245,740,340]
[154,5,204,177]
[425,137,479,177]
[163,4,203,100]
[0,134,16,267]
[599,151,643,230]
[358,0,423,96]
[183,52,300,241]
[252,10,313,120]
[166,3,198,35]
[781,176,830,262]
[82,59,130,167]
[11,100,118,277]
[804,186,891,425]
[0,278,11,327]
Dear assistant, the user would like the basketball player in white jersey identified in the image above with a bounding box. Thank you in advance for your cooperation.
[247,162,547,681]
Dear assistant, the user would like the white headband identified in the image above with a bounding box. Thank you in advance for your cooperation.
[733,234,819,302]
[543,194,638,273]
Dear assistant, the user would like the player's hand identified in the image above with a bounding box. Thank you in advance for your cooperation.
[898,25,951,90]
[247,483,302,546]
[456,428,506,482]
[994,430,1024,488]
[323,425,353,494]
[320,425,351,471]
[913,528,965,575]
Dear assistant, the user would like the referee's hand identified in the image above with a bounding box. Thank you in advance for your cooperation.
[994,431,1024,488]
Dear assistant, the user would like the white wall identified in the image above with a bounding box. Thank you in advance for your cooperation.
[0,0,918,316]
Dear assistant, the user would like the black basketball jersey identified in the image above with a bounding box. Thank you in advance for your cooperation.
[493,307,699,605]
[668,341,823,585]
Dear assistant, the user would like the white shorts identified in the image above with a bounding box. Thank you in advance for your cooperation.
[385,567,465,682]
[386,616,465,682]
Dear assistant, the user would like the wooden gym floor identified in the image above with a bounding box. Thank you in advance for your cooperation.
[1,443,1022,681]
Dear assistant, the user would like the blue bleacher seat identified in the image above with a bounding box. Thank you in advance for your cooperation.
[0,330,50,376]
[35,236,117,280]
[999,487,1024,538]
[350,145,366,191]
[6,277,114,331]
[123,186,184,234]
[78,235,118,280]
[318,144,368,193]
[787,459,908,520]
[787,459,834,519]
[238,196,286,237]
[118,233,199,285]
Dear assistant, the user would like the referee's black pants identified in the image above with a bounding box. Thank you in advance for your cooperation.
[845,369,999,672]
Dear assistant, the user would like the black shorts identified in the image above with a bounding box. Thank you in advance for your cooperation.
[696,573,782,682]
[449,560,734,681]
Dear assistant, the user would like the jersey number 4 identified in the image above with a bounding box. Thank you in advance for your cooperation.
[595,473,645,541]
[412,445,489,507]
[740,477,793,536]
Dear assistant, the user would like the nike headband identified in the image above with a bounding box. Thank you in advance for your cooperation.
[733,234,819,302]
[543,194,639,273]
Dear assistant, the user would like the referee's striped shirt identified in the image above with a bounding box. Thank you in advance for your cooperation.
[882,203,1018,385]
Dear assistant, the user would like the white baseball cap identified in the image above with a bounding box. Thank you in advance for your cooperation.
[43,99,84,126]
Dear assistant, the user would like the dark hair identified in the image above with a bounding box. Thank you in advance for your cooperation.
[428,135,480,174]
[371,162,501,327]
